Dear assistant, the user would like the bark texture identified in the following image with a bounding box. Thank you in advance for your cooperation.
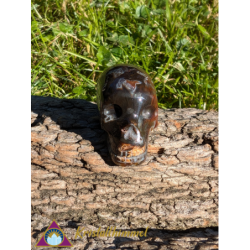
[31,96,218,249]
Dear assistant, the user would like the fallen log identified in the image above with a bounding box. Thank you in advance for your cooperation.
[31,96,218,249]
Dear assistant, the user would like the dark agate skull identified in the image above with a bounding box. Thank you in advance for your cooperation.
[97,64,158,166]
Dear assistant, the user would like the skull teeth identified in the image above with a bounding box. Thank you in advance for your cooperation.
[112,151,147,164]
[117,144,146,157]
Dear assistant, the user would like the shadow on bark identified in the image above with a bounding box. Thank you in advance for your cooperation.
[31,95,114,165]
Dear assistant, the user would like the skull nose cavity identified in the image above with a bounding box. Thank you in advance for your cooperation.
[114,104,123,118]
[122,124,143,144]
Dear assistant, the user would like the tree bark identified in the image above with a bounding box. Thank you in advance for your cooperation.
[31,96,218,249]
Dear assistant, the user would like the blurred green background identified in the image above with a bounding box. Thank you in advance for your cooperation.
[31,0,218,110]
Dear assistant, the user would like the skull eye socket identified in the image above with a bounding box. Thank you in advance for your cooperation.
[114,104,123,118]
[103,104,122,123]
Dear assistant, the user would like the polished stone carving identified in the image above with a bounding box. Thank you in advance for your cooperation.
[97,64,158,166]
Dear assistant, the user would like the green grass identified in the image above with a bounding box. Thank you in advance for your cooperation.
[31,0,218,110]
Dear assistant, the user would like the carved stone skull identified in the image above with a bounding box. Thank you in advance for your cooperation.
[97,64,158,166]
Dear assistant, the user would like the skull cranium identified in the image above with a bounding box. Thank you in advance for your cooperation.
[97,64,158,166]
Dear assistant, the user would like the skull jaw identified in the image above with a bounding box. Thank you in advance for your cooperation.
[110,151,147,166]
[108,136,148,166]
